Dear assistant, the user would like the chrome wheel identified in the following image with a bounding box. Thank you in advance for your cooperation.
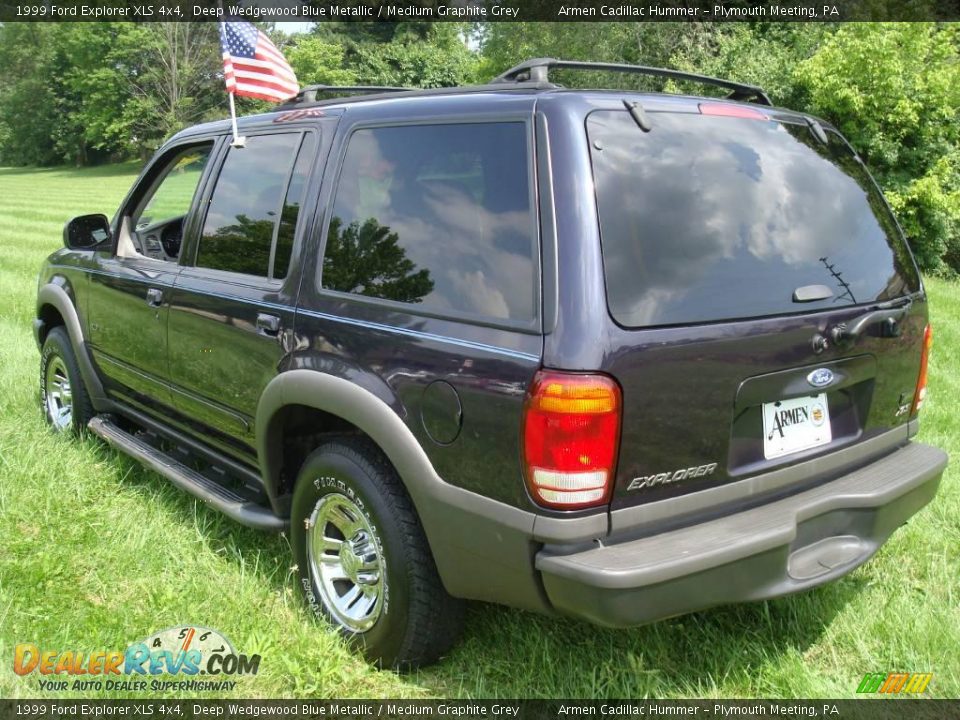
[305,492,384,632]
[44,356,73,431]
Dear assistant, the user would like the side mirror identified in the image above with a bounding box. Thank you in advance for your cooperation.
[63,214,111,250]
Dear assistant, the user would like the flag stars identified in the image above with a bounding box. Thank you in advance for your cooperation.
[219,20,299,102]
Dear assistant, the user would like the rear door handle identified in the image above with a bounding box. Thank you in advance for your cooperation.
[830,300,912,346]
[256,313,281,336]
[146,288,164,307]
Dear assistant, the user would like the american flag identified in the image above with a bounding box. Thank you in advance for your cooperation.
[219,21,299,103]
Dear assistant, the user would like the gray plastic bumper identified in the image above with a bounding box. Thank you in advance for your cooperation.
[536,441,947,627]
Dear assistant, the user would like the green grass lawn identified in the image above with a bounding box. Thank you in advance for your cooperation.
[0,163,957,699]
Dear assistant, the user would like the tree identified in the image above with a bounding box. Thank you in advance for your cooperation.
[795,23,960,273]
[0,22,225,165]
[667,23,831,106]
[120,23,225,157]
[1,20,956,277]
[287,36,356,87]
[885,153,960,273]
[0,24,71,165]
[478,22,959,275]
[310,22,479,88]
[477,22,714,86]
[57,23,145,163]
[322,217,434,303]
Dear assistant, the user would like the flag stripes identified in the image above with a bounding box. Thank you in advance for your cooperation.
[219,21,298,103]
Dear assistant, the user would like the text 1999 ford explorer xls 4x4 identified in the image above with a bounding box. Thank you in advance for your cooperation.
[35,59,948,668]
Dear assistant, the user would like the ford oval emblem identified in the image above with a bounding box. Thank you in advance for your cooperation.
[807,368,834,388]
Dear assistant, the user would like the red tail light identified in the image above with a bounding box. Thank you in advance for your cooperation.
[522,371,622,510]
[913,324,933,414]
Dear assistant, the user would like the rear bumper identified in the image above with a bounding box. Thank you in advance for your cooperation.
[536,441,947,627]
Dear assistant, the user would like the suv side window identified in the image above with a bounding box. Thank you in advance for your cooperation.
[125,144,212,262]
[323,122,537,322]
[138,148,210,230]
[196,133,311,279]
[274,133,317,280]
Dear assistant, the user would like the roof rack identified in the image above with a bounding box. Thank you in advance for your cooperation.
[491,58,773,106]
[278,81,552,110]
[288,85,410,105]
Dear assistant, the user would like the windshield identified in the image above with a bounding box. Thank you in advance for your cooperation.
[588,109,921,328]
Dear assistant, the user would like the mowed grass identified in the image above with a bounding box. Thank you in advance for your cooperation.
[0,163,958,699]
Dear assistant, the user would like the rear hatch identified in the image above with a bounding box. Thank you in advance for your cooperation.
[586,102,928,510]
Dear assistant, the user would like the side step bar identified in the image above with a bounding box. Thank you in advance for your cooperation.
[88,416,287,532]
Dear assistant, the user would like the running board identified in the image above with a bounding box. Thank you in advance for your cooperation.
[88,416,287,532]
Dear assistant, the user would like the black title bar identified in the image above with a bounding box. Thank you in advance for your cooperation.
[1,700,957,720]
[2,0,959,22]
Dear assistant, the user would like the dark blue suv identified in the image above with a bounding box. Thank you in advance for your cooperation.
[35,60,947,668]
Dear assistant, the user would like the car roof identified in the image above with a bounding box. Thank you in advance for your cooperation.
[169,85,831,144]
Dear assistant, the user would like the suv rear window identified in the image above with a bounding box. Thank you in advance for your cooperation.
[588,110,921,328]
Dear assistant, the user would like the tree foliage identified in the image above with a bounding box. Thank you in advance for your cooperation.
[479,21,960,275]
[0,21,956,274]
[121,23,225,155]
[311,22,479,87]
[794,23,960,274]
[0,24,63,165]
[286,36,356,87]
[0,22,224,164]
[323,217,435,303]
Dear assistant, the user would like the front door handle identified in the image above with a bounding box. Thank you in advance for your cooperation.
[146,288,164,307]
[256,313,281,336]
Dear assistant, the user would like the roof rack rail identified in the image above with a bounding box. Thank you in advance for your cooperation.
[287,85,410,104]
[491,58,773,106]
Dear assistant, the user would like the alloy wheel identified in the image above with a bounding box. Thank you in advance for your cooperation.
[305,492,385,632]
[44,356,73,431]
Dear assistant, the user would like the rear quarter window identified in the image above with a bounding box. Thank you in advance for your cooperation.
[322,122,538,323]
[588,109,921,328]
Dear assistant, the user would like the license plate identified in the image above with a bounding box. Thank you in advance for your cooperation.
[762,393,831,460]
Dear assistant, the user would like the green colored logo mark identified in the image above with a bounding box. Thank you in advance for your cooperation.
[857,672,932,694]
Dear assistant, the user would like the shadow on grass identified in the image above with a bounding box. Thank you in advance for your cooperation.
[416,584,861,697]
[90,435,294,573]
[94,434,867,697]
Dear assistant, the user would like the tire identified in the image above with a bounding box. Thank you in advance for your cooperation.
[291,436,464,669]
[40,326,95,434]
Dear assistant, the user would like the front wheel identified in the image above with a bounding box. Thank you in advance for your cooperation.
[290,437,464,669]
[40,326,94,434]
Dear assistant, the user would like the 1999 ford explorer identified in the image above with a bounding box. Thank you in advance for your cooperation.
[35,59,948,668]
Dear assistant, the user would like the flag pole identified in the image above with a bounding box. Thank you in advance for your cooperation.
[228,91,245,148]
[219,17,298,147]
[219,16,245,148]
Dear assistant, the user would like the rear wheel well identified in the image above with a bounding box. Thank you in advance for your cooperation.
[273,404,363,497]
[37,304,65,345]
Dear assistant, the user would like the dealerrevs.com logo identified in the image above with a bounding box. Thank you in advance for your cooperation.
[14,625,260,692]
